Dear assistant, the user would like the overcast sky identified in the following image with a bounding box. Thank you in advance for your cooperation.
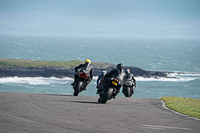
[0,0,200,37]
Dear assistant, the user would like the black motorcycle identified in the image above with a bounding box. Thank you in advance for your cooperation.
[98,77,122,104]
[122,79,135,97]
[73,70,90,96]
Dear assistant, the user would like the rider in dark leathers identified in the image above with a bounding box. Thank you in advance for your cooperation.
[71,59,93,86]
[123,68,136,93]
[97,63,126,94]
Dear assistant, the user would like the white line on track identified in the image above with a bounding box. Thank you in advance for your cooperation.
[142,125,191,130]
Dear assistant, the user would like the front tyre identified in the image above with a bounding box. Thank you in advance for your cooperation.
[100,87,113,104]
[124,86,131,97]
[73,81,83,96]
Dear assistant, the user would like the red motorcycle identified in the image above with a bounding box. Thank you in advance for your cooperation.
[73,70,91,96]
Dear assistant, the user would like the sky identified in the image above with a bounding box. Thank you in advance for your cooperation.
[0,0,200,37]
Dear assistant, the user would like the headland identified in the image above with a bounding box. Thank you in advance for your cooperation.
[0,59,167,78]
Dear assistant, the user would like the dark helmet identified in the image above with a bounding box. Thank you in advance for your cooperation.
[125,69,130,74]
[116,63,124,70]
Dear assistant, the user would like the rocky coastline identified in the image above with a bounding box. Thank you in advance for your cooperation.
[0,64,168,78]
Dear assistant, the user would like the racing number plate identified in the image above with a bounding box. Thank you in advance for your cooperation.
[112,81,117,86]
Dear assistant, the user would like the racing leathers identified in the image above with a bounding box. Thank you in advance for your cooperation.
[72,62,93,85]
[98,67,126,93]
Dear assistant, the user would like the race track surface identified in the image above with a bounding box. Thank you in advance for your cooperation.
[0,92,199,133]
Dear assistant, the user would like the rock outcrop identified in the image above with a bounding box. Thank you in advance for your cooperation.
[0,64,167,78]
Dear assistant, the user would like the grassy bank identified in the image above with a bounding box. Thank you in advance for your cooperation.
[0,59,109,68]
[161,96,200,119]
[0,59,84,68]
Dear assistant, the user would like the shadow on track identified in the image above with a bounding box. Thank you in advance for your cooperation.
[69,101,99,104]
[40,94,74,97]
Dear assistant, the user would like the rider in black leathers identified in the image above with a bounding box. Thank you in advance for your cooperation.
[97,63,126,94]
[123,68,136,93]
[71,59,93,86]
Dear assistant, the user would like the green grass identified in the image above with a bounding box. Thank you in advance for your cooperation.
[160,96,200,119]
[0,59,111,68]
[0,59,84,68]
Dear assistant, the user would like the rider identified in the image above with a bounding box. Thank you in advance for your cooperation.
[123,68,136,93]
[97,63,126,94]
[71,59,93,86]
[96,71,107,89]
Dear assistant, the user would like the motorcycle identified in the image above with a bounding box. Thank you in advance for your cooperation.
[73,70,91,96]
[122,79,135,97]
[98,77,122,104]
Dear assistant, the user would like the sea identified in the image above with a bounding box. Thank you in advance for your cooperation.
[0,34,200,99]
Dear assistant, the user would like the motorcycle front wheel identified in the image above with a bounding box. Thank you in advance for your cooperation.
[73,81,83,96]
[99,87,113,104]
[124,86,131,97]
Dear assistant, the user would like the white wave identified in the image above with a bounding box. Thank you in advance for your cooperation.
[135,77,195,82]
[135,71,200,82]
[0,76,73,85]
[167,72,200,77]
[95,75,196,82]
[0,73,198,86]
[91,75,196,82]
[93,76,99,80]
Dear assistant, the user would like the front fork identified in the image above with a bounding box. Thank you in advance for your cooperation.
[82,82,89,90]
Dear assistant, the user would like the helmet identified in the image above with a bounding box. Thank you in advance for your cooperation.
[116,63,124,70]
[125,69,130,74]
[102,71,107,75]
[85,59,91,64]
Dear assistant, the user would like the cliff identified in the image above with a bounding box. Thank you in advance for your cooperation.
[0,64,167,78]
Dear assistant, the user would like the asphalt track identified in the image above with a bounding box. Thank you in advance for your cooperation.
[0,92,199,133]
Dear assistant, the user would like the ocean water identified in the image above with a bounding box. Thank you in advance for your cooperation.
[0,34,200,99]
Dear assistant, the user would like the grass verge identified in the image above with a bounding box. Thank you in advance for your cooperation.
[0,59,112,68]
[0,59,84,68]
[160,96,200,119]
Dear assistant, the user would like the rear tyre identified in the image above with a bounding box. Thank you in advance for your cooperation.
[73,81,83,96]
[100,87,113,104]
